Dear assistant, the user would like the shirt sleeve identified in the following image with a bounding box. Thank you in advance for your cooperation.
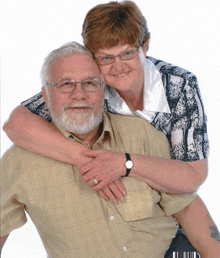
[0,148,28,236]
[159,191,197,216]
[21,91,52,122]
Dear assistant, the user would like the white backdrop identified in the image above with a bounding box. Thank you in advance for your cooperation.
[1,0,220,257]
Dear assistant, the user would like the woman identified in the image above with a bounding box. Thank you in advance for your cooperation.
[4,0,208,196]
[3,1,209,254]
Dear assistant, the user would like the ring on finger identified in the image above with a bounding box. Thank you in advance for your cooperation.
[93,178,99,185]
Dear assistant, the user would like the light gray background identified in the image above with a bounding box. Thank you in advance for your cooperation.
[1,0,220,257]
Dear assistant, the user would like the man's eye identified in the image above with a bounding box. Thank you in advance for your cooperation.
[60,81,73,88]
[85,80,93,85]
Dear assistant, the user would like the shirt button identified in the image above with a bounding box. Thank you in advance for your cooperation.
[110,216,114,220]
[123,246,127,251]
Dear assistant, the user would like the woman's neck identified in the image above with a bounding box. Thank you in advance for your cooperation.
[118,87,144,111]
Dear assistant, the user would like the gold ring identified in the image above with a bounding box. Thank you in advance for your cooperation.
[93,178,99,185]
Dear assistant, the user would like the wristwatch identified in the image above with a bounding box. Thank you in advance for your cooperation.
[124,153,133,177]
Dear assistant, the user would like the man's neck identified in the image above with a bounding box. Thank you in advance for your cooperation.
[71,124,103,148]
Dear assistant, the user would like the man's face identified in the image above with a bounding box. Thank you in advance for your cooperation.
[42,54,104,134]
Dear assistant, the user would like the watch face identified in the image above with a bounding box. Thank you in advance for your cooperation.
[126,160,133,169]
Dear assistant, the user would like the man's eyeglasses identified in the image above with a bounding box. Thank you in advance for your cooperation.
[95,48,139,66]
[47,78,104,93]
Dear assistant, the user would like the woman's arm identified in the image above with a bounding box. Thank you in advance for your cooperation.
[173,196,220,257]
[3,105,126,203]
[0,234,9,253]
[3,105,90,167]
[3,106,207,194]
[79,150,208,194]
[129,153,208,193]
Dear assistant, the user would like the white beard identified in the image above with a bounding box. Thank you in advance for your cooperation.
[50,103,103,134]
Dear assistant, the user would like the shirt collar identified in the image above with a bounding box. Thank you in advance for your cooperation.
[55,112,113,147]
[104,58,171,121]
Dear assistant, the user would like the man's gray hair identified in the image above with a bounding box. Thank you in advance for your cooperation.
[40,41,92,87]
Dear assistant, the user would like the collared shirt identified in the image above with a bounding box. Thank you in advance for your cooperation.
[104,58,171,122]
[1,112,196,258]
[21,56,209,161]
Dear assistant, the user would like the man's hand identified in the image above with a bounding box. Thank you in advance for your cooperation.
[78,149,127,203]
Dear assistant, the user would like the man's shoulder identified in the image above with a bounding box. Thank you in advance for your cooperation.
[147,56,197,81]
[105,112,168,141]
[2,145,27,162]
[106,112,149,126]
[104,112,171,158]
[1,144,55,169]
[2,144,36,160]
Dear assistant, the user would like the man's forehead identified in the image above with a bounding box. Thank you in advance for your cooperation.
[55,54,96,67]
[51,54,101,78]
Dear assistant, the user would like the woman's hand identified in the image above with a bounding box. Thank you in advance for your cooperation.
[78,149,127,203]
[97,180,126,204]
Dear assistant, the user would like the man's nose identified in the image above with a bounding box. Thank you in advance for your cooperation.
[69,83,87,99]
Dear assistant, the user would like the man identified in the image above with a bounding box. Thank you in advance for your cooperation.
[1,42,219,257]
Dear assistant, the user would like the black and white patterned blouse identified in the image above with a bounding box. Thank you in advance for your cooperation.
[22,56,209,162]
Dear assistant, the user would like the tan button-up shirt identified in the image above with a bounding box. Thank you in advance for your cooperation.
[1,112,196,258]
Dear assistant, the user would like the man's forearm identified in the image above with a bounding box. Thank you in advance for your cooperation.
[173,196,220,257]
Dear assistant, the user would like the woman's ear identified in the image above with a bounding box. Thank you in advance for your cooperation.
[142,35,150,56]
[42,87,49,107]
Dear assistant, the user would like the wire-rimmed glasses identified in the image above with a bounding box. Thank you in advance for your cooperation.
[47,78,104,93]
[95,48,139,66]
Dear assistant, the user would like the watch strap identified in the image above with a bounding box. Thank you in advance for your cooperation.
[125,153,132,177]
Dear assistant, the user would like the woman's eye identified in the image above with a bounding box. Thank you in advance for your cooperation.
[124,50,133,56]
[102,56,111,60]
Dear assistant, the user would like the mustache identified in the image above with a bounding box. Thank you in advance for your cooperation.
[62,102,93,111]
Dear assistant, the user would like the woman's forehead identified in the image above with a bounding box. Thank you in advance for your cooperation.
[95,43,135,56]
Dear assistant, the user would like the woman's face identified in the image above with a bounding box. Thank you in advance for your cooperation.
[94,42,148,94]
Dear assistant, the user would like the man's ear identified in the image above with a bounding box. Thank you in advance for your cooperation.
[42,87,49,107]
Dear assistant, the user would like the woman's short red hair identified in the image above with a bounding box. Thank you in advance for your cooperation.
[82,1,150,54]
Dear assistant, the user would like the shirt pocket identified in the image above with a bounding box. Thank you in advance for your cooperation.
[114,178,163,222]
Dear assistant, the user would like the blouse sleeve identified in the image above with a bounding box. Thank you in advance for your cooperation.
[21,91,52,122]
[168,73,209,161]
[149,57,209,162]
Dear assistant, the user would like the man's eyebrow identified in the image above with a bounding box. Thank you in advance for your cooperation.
[59,76,100,81]
[60,77,72,81]
[82,75,101,80]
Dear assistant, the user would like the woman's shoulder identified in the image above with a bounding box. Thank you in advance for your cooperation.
[147,56,198,82]
[147,56,201,104]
